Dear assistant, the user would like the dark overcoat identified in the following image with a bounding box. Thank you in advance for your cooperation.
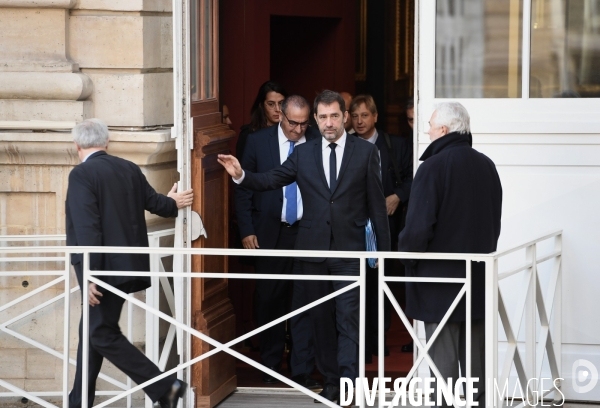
[398,132,502,322]
[65,151,178,293]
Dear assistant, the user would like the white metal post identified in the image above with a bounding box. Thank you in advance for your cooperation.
[62,252,71,408]
[465,260,472,408]
[357,256,367,408]
[378,257,385,408]
[485,257,498,408]
[81,250,90,408]
[146,235,160,408]
[553,234,563,402]
[127,293,133,408]
[525,244,537,403]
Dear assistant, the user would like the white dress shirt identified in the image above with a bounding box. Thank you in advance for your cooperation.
[363,129,378,145]
[278,124,305,222]
[322,131,348,187]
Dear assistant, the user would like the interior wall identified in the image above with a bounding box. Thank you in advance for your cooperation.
[219,0,356,154]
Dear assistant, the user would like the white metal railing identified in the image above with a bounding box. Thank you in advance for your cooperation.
[0,230,562,408]
[0,230,176,408]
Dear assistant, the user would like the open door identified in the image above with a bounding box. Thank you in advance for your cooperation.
[174,0,237,406]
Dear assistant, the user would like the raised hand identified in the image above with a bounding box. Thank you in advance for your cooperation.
[217,154,243,179]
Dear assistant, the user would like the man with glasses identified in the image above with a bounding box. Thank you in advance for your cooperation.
[235,95,321,388]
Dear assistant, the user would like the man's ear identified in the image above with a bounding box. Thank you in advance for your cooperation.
[74,142,82,152]
[105,138,110,149]
[343,110,349,124]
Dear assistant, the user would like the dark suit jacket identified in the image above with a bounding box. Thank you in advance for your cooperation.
[240,134,391,261]
[65,151,178,293]
[235,125,320,249]
[373,131,413,239]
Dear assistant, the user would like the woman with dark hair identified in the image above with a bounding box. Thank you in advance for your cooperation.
[236,81,288,160]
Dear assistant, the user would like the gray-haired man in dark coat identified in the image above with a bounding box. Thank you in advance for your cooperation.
[398,102,502,407]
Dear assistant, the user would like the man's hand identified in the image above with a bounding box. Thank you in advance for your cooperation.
[217,154,243,179]
[385,194,401,215]
[168,183,194,209]
[241,235,260,249]
[88,282,103,307]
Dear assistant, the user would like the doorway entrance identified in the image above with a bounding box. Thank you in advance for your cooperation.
[216,0,416,392]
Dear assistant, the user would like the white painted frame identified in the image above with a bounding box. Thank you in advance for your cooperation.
[416,0,600,137]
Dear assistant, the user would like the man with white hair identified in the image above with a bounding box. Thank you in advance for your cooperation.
[398,102,502,407]
[66,119,193,408]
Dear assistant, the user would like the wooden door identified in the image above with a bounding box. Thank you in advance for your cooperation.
[189,0,237,406]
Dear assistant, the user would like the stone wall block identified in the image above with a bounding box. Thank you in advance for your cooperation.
[26,349,57,379]
[0,8,69,64]
[73,0,171,12]
[0,100,92,122]
[69,15,172,69]
[84,71,172,126]
[0,73,93,101]
[0,348,26,378]
[0,0,76,7]
[69,15,143,68]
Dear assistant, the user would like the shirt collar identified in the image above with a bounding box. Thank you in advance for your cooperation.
[278,123,306,146]
[363,129,378,144]
[82,150,102,162]
[322,131,348,151]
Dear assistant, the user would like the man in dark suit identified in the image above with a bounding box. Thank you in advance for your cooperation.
[235,95,321,388]
[219,90,390,404]
[398,102,502,407]
[349,94,413,360]
[65,119,194,408]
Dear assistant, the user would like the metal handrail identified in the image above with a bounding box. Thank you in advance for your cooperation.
[0,230,563,408]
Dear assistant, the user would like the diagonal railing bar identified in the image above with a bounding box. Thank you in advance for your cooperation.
[0,276,65,315]
[0,379,57,408]
[497,289,529,393]
[86,275,352,408]
[534,260,560,382]
[384,283,467,408]
[0,284,77,328]
[0,230,563,408]
[158,325,177,371]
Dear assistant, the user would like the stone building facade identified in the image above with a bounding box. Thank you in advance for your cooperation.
[0,1,177,405]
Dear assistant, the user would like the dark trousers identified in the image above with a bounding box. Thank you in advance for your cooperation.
[69,283,175,408]
[364,260,392,356]
[254,223,313,374]
[424,319,486,408]
[298,245,360,386]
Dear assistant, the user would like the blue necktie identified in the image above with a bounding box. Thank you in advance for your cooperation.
[285,141,298,225]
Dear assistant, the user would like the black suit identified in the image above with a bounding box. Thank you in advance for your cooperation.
[66,151,178,407]
[239,133,390,385]
[235,124,319,374]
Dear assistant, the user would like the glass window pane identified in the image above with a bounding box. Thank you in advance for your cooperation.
[204,0,213,99]
[530,0,600,98]
[191,0,199,100]
[435,0,523,98]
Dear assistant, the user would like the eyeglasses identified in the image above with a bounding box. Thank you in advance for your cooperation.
[282,111,309,129]
[265,100,284,110]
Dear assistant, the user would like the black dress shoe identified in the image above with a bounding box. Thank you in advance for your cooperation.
[263,366,280,384]
[401,341,413,353]
[158,379,187,408]
[292,373,322,390]
[314,384,339,404]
